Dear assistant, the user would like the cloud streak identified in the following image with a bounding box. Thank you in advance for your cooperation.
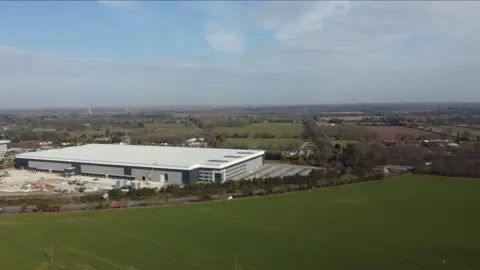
[203,23,245,53]
[274,1,359,41]
[97,0,136,10]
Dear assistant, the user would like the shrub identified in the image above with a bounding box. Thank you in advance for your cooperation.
[199,194,213,201]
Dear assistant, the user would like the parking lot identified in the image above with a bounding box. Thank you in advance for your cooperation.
[246,164,317,180]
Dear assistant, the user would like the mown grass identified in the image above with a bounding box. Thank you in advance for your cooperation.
[222,138,307,149]
[144,123,199,135]
[215,123,304,138]
[1,175,479,270]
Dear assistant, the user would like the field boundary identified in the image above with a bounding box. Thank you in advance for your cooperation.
[1,175,418,217]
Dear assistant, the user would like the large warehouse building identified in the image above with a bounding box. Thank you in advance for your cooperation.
[14,144,265,185]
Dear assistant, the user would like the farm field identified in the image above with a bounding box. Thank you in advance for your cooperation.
[1,175,480,270]
[365,126,443,140]
[68,123,199,137]
[215,123,304,138]
[222,138,306,149]
[144,123,199,135]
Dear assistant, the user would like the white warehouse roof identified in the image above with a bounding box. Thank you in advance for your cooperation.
[0,140,11,145]
[15,144,265,170]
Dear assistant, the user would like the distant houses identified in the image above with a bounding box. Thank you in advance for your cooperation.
[184,137,208,148]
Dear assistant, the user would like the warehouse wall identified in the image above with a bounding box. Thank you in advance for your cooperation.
[224,156,263,181]
[14,158,193,185]
[244,156,264,173]
[28,160,72,171]
[14,158,28,169]
[80,164,124,176]
[130,168,183,185]
[185,169,199,185]
[198,155,264,182]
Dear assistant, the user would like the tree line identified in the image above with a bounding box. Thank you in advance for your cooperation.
[311,120,480,178]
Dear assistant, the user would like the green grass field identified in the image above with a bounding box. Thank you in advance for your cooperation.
[144,123,199,135]
[1,175,479,270]
[68,123,199,138]
[215,123,304,138]
[222,138,307,149]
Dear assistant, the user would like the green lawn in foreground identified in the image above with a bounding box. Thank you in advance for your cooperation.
[1,175,480,270]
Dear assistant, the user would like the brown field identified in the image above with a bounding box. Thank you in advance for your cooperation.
[365,126,443,140]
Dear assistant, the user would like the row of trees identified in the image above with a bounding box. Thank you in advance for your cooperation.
[31,168,388,209]
[426,143,480,177]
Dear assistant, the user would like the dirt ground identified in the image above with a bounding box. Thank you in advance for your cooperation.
[0,170,164,194]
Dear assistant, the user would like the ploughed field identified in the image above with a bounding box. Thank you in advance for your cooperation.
[1,175,479,270]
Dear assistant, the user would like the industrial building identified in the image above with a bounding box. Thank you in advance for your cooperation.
[14,144,265,185]
[0,140,10,157]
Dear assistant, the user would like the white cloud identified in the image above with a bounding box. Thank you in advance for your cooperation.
[203,23,245,53]
[192,2,247,53]
[97,0,136,10]
[237,1,480,73]
[274,1,358,41]
[97,0,148,26]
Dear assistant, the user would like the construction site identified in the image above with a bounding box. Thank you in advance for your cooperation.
[0,169,165,194]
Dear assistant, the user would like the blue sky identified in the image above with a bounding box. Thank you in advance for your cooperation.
[1,1,480,108]
[1,1,232,59]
